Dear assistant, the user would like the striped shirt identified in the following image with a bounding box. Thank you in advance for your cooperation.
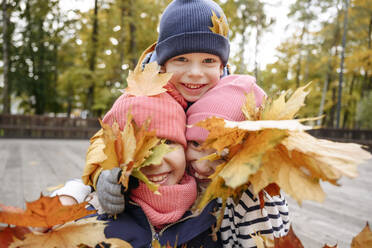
[218,186,290,248]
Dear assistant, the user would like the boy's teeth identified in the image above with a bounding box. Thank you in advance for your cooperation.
[184,83,203,89]
[149,174,167,182]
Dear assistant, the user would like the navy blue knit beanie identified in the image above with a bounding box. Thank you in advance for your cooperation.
[155,0,230,66]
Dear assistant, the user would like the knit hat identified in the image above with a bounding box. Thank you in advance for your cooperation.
[155,0,230,66]
[186,75,266,142]
[102,92,187,147]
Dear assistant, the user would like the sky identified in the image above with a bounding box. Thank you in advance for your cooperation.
[59,0,296,70]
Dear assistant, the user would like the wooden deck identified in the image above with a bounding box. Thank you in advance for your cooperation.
[0,139,371,247]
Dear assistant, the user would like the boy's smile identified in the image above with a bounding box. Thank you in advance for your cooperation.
[164,53,223,102]
[140,142,186,186]
[186,141,224,183]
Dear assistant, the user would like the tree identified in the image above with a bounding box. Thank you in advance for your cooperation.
[2,0,10,114]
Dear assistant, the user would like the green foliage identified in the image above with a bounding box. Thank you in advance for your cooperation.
[0,0,371,129]
[356,92,372,129]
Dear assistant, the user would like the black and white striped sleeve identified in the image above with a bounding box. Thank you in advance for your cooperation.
[218,186,290,248]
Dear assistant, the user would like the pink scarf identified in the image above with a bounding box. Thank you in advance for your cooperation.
[130,174,197,228]
[164,83,188,109]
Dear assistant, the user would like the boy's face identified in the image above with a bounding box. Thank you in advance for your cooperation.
[186,141,224,184]
[163,53,223,102]
[140,142,186,186]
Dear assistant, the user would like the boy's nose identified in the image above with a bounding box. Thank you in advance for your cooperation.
[188,63,203,76]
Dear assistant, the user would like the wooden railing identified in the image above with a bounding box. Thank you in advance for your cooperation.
[0,115,371,150]
[0,114,100,139]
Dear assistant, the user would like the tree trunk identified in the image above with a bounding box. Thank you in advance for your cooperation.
[295,24,307,88]
[87,0,99,117]
[254,15,261,81]
[128,0,137,68]
[2,0,11,114]
[118,0,127,82]
[336,0,349,128]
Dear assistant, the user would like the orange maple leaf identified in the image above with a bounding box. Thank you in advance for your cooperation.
[351,222,372,248]
[0,195,96,228]
[274,226,304,248]
[0,226,30,248]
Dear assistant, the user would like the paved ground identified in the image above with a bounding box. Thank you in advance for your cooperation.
[0,139,371,247]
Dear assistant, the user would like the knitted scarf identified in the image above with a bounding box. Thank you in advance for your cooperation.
[130,174,197,228]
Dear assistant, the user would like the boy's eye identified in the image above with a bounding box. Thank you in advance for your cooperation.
[174,56,187,62]
[191,141,200,147]
[164,140,174,145]
[203,58,216,63]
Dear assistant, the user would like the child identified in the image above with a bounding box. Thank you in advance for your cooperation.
[186,75,291,247]
[88,0,232,215]
[91,92,222,247]
[147,0,230,106]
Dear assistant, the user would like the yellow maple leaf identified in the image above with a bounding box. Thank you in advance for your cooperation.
[9,218,132,248]
[262,83,311,120]
[84,113,173,194]
[209,10,229,37]
[219,130,287,189]
[351,222,372,248]
[125,42,172,96]
[241,91,263,121]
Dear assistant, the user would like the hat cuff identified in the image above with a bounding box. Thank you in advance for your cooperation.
[156,32,230,66]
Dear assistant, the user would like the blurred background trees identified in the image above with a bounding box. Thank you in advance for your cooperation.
[0,0,371,129]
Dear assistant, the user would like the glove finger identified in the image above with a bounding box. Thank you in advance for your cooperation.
[105,182,122,196]
[108,167,122,183]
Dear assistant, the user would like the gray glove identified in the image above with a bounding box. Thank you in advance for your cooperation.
[97,168,125,215]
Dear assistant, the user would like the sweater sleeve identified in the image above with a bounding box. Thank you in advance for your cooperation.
[51,179,93,203]
[219,187,290,247]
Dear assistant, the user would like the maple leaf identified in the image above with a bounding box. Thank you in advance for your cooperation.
[125,42,172,96]
[0,195,96,228]
[0,226,30,248]
[274,225,304,248]
[84,113,172,194]
[351,222,372,248]
[9,218,132,248]
[209,10,229,37]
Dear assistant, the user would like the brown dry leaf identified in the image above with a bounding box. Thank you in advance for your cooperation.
[126,62,172,96]
[274,225,304,248]
[351,222,372,248]
[208,10,229,37]
[0,195,96,228]
[9,218,131,248]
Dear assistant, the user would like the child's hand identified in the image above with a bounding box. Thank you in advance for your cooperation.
[58,195,78,205]
[97,168,125,215]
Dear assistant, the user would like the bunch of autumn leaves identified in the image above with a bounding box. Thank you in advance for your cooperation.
[196,83,372,212]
